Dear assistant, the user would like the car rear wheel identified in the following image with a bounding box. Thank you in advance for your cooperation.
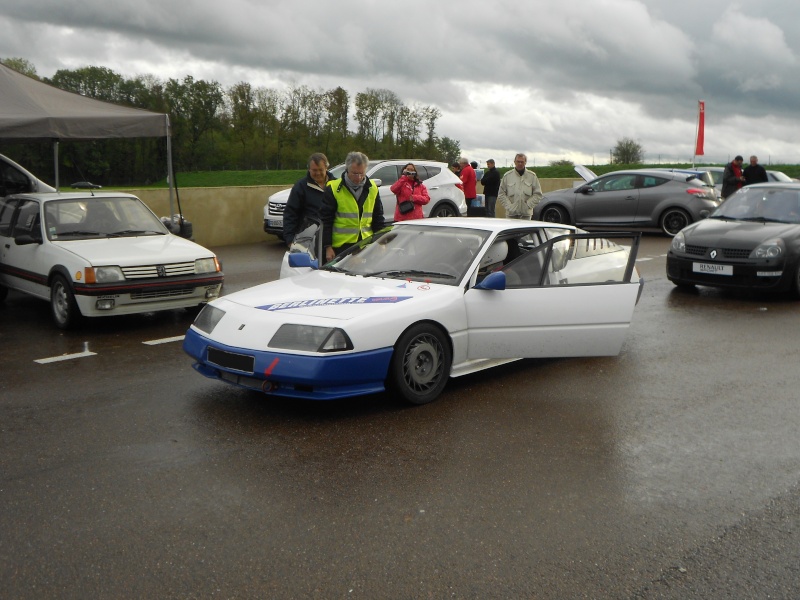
[429,203,457,218]
[660,208,690,236]
[388,323,451,405]
[540,205,569,224]
[50,274,81,329]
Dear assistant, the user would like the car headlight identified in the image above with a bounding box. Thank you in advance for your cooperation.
[670,231,686,253]
[194,304,226,334]
[85,266,125,283]
[269,324,353,352]
[750,239,783,259]
[195,257,220,274]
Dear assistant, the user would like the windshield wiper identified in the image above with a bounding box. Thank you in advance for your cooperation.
[112,229,165,236]
[738,216,783,223]
[363,269,456,280]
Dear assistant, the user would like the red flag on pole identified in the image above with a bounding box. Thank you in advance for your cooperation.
[694,101,705,156]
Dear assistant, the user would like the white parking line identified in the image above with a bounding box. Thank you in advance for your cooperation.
[35,342,96,364]
[142,335,185,346]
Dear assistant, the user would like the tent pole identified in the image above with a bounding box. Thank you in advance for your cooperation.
[53,139,59,190]
[166,115,175,217]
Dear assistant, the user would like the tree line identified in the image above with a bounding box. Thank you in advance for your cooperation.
[0,58,462,186]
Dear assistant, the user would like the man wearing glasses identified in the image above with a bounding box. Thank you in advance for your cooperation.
[321,151,385,261]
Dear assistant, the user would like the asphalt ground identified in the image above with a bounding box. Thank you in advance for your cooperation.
[1,233,799,599]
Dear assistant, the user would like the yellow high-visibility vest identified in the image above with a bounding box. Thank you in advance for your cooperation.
[330,179,378,247]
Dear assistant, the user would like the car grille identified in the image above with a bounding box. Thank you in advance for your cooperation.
[269,201,286,215]
[121,262,196,279]
[684,245,751,259]
[130,288,194,300]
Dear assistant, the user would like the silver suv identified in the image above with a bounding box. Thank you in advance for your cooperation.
[263,159,467,239]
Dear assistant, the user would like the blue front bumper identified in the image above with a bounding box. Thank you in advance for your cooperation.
[183,327,394,400]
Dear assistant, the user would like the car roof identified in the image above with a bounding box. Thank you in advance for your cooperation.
[6,191,139,202]
[393,217,578,234]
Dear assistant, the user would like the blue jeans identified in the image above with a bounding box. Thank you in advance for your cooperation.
[484,195,497,218]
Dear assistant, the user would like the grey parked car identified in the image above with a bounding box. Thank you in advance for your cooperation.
[533,165,720,236]
[264,159,467,239]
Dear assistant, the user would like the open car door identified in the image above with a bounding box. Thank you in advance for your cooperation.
[464,232,642,360]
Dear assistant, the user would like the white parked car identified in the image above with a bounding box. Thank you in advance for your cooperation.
[185,218,643,405]
[263,159,467,239]
[0,192,224,328]
[1,153,56,197]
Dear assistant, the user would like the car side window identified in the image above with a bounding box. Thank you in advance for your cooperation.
[593,175,636,192]
[11,199,41,238]
[641,176,667,188]
[0,160,32,197]
[371,165,400,187]
[0,198,18,236]
[420,166,440,181]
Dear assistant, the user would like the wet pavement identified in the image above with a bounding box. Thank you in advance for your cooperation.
[1,235,799,598]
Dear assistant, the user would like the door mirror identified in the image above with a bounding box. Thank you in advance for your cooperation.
[15,232,42,245]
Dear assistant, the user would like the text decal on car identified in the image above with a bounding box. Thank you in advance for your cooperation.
[257,296,413,311]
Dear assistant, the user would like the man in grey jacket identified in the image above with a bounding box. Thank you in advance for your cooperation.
[497,153,543,219]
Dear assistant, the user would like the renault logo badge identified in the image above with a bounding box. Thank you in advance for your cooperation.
[710,250,717,259]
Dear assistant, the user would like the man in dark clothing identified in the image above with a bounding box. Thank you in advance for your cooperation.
[480,159,501,218]
[743,155,768,186]
[721,155,746,199]
[282,153,333,247]
[321,151,385,261]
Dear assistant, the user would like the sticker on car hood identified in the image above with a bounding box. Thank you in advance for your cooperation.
[257,295,412,311]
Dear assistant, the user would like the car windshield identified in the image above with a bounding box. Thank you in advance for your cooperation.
[323,224,490,285]
[711,188,800,224]
[44,197,168,240]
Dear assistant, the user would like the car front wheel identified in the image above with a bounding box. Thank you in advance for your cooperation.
[540,205,569,224]
[50,274,81,329]
[388,323,452,405]
[660,209,690,236]
[429,203,457,218]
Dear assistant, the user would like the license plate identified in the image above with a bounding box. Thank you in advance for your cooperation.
[268,219,283,228]
[693,262,733,276]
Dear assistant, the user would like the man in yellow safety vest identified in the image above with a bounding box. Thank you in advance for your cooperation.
[322,151,385,261]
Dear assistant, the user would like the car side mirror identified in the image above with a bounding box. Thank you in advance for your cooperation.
[288,252,318,269]
[475,271,506,290]
[699,210,710,219]
[580,185,594,195]
[372,178,383,187]
[15,233,43,246]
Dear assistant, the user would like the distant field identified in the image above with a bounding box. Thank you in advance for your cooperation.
[129,163,800,189]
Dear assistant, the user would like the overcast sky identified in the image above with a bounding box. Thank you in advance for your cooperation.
[2,0,799,167]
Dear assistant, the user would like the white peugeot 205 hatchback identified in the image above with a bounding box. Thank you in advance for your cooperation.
[0,191,224,328]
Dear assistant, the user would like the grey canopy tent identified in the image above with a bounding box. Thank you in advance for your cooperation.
[0,62,177,216]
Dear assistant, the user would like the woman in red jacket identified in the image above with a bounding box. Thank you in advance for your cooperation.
[389,163,430,221]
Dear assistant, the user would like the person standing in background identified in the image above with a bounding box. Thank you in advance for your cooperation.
[389,162,430,221]
[497,153,542,219]
[282,153,333,247]
[458,157,477,214]
[743,155,768,186]
[480,159,500,218]
[722,155,746,198]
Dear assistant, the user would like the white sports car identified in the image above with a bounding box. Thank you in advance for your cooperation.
[184,218,643,404]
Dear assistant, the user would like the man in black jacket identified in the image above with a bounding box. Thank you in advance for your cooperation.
[743,155,768,186]
[480,159,501,218]
[282,153,333,247]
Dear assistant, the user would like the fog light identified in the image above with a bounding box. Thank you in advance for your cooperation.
[96,298,115,310]
[205,285,221,299]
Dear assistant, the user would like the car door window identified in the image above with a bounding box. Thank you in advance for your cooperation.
[0,161,32,197]
[593,175,636,192]
[0,197,18,236]
[418,166,439,181]
[11,199,41,238]
[370,165,400,187]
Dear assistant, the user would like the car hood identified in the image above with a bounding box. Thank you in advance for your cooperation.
[574,164,597,182]
[54,234,215,265]
[683,218,800,246]
[217,270,455,321]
